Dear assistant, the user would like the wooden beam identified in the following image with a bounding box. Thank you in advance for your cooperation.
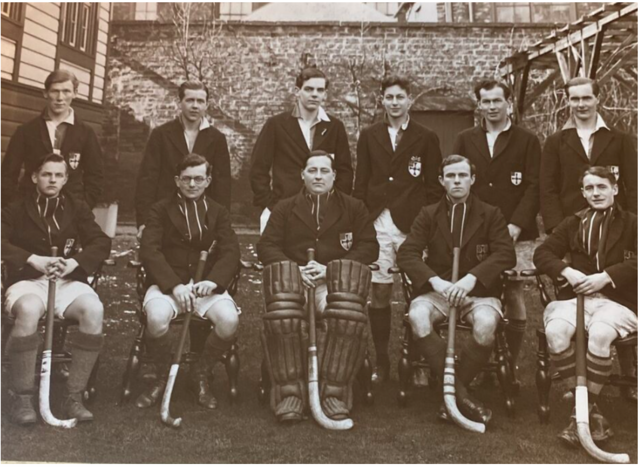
[522,69,561,113]
[598,43,638,83]
[556,51,571,84]
[588,28,605,78]
[516,62,531,122]
[598,33,637,72]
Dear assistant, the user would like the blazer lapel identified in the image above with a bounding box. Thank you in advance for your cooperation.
[192,126,215,157]
[56,196,76,236]
[291,193,317,234]
[317,193,343,237]
[393,122,421,161]
[167,196,191,241]
[373,123,395,158]
[26,197,47,234]
[469,126,492,162]
[39,118,53,152]
[492,127,513,161]
[435,200,453,250]
[564,130,590,163]
[590,130,614,165]
[285,114,312,156]
[460,197,484,250]
[604,209,624,258]
[312,120,331,150]
[167,119,190,156]
[201,200,219,253]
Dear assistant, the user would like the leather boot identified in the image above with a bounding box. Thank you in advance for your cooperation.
[190,361,217,409]
[9,391,37,426]
[62,392,94,422]
[135,378,166,409]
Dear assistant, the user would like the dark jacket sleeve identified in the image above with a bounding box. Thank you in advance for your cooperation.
[621,133,637,214]
[533,217,573,280]
[604,214,637,288]
[1,202,33,270]
[140,202,183,294]
[256,200,291,265]
[208,132,232,211]
[72,201,111,274]
[424,131,443,205]
[397,207,439,292]
[250,118,277,210]
[510,132,541,231]
[352,131,370,201]
[1,126,26,208]
[344,199,378,264]
[81,124,104,209]
[135,128,162,227]
[334,120,354,195]
[540,134,564,232]
[468,207,517,291]
[207,207,240,288]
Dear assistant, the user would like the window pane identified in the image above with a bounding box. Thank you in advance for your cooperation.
[495,6,514,22]
[532,3,572,23]
[219,2,251,20]
[79,4,90,51]
[514,5,530,22]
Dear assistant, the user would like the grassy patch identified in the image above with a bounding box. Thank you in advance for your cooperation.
[2,234,637,463]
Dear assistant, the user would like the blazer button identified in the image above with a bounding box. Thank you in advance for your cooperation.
[489,183,493,187]
[389,177,394,181]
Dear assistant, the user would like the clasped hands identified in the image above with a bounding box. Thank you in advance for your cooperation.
[561,267,611,296]
[299,260,326,289]
[429,274,477,307]
[172,280,217,314]
[28,255,78,280]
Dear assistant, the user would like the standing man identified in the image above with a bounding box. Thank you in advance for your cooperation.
[135,81,231,239]
[136,154,240,410]
[353,75,442,382]
[250,67,354,233]
[257,150,378,423]
[540,77,637,233]
[534,167,636,445]
[397,155,516,423]
[2,153,111,424]
[453,79,541,379]
[2,70,103,209]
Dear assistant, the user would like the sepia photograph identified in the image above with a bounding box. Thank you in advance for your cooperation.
[0,1,637,464]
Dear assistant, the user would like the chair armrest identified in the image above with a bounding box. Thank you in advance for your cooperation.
[388,266,401,274]
[103,259,116,267]
[128,260,142,269]
[368,264,380,272]
[502,269,518,279]
[520,268,538,278]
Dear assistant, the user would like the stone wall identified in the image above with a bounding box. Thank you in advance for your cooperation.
[105,20,556,223]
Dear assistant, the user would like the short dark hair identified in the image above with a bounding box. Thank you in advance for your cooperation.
[474,79,511,101]
[176,153,211,176]
[304,150,335,171]
[381,75,411,95]
[565,77,600,98]
[178,81,210,101]
[34,153,68,175]
[580,166,616,187]
[440,154,476,177]
[44,70,79,92]
[296,67,329,89]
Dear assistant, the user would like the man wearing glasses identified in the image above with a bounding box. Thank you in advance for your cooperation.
[452,79,541,383]
[136,154,240,410]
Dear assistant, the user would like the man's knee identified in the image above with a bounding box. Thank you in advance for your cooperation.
[471,308,499,346]
[371,283,392,307]
[408,302,439,338]
[588,323,617,357]
[11,295,45,334]
[545,319,574,353]
[208,302,239,340]
[67,295,104,333]
[144,300,174,336]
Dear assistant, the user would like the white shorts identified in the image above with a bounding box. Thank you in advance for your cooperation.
[4,278,98,319]
[410,291,503,322]
[515,240,536,272]
[373,209,407,284]
[543,294,638,339]
[260,208,271,235]
[143,285,239,319]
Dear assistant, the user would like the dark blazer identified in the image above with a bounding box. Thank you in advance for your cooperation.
[453,123,541,240]
[135,118,231,227]
[1,195,111,287]
[533,206,637,313]
[257,190,379,267]
[250,110,353,210]
[397,195,516,299]
[1,112,103,208]
[353,120,443,233]
[140,193,240,295]
[540,126,637,232]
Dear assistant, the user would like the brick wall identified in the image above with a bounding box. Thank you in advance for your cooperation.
[104,21,559,223]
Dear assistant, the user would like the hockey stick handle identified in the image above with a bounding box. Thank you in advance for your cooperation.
[574,294,629,463]
[306,248,353,430]
[443,247,485,433]
[161,250,208,428]
[40,246,77,428]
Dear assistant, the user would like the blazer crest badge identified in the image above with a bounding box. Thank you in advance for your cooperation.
[63,238,76,257]
[476,244,489,262]
[408,156,422,177]
[68,152,81,170]
[608,165,620,181]
[510,172,522,186]
[340,232,353,251]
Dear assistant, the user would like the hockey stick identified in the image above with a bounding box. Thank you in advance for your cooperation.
[161,250,208,428]
[40,246,78,428]
[443,246,486,433]
[306,248,353,430]
[574,294,629,463]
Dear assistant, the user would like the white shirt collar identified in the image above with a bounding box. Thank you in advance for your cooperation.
[179,114,211,130]
[563,113,609,132]
[44,107,75,125]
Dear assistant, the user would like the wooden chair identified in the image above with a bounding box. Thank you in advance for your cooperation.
[390,266,518,417]
[521,268,638,424]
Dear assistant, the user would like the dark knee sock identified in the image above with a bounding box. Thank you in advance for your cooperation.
[549,345,576,393]
[586,351,613,397]
[193,331,234,376]
[414,333,446,379]
[66,332,103,395]
[6,333,40,394]
[616,345,636,377]
[506,319,527,365]
[145,331,172,375]
[369,305,391,364]
[457,338,494,388]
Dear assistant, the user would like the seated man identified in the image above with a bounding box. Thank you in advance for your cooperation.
[397,155,516,424]
[2,153,111,425]
[137,154,240,410]
[533,166,637,447]
[257,150,379,423]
